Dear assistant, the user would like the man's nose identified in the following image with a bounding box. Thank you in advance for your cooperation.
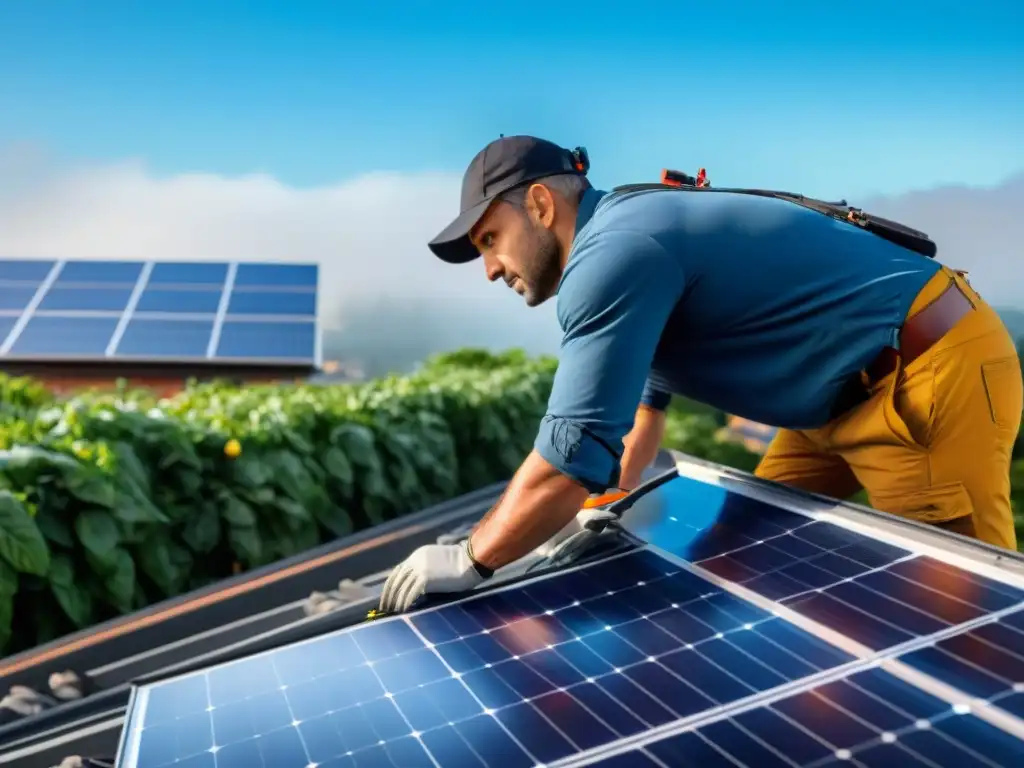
[482,254,503,282]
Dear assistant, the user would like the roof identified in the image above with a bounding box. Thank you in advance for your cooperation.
[4,451,1023,767]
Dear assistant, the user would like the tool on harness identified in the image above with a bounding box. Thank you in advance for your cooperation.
[614,167,937,259]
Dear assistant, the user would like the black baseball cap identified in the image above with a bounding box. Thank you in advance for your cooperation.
[428,135,587,264]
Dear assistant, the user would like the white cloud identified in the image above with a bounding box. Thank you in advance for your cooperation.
[0,146,564,371]
[1,146,1020,375]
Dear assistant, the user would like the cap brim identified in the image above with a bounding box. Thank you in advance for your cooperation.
[428,198,493,264]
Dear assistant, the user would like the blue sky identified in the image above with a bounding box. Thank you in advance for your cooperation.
[1,0,1021,199]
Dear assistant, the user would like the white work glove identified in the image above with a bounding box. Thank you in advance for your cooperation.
[378,541,485,614]
[534,503,624,564]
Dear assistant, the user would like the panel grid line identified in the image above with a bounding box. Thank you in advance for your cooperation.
[265,656,314,768]
[107,260,155,356]
[207,262,237,359]
[345,629,443,768]
[402,616,551,767]
[550,545,1024,767]
[0,259,64,354]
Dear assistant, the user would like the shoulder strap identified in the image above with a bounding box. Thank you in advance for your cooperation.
[610,182,938,259]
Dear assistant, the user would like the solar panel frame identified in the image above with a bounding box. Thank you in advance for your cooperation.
[0,259,321,366]
[113,459,1024,768]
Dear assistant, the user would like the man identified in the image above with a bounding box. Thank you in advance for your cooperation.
[378,135,1022,614]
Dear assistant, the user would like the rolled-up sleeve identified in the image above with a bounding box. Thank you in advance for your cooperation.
[534,229,686,492]
[641,379,672,411]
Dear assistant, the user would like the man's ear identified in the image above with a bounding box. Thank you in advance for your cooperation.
[525,183,557,230]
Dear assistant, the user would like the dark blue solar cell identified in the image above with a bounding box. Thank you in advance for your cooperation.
[754,618,857,668]
[813,678,921,732]
[37,286,133,312]
[0,283,37,311]
[933,712,1024,765]
[56,260,143,283]
[148,262,229,285]
[886,557,1024,611]
[233,262,318,288]
[699,719,794,768]
[1003,608,1024,633]
[646,731,740,767]
[857,569,986,626]
[0,316,18,347]
[782,591,913,649]
[774,689,878,748]
[134,288,224,314]
[933,627,1024,684]
[227,289,317,316]
[731,706,836,765]
[656,649,752,706]
[696,637,789,691]
[972,619,1024,660]
[215,320,315,360]
[821,580,948,637]
[901,645,1010,698]
[8,315,118,356]
[847,667,950,720]
[594,750,663,767]
[0,259,55,281]
[115,319,213,358]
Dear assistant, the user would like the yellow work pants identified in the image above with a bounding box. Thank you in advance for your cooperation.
[756,267,1022,551]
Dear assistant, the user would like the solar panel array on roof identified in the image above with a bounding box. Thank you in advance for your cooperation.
[115,467,1024,767]
[0,259,319,365]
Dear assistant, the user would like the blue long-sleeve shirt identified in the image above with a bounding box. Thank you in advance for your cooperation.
[534,186,941,492]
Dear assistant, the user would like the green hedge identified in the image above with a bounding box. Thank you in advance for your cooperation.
[0,350,558,655]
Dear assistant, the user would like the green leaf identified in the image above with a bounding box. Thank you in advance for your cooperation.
[102,547,136,613]
[0,446,80,487]
[323,447,354,486]
[63,468,117,509]
[228,525,262,566]
[331,424,379,468]
[75,509,121,565]
[137,536,178,597]
[0,489,51,575]
[33,504,74,548]
[49,553,93,628]
[182,504,221,554]
[221,493,257,527]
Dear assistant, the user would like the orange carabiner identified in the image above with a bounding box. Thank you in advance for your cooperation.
[582,490,629,509]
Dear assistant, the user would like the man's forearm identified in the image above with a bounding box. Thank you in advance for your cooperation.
[619,405,667,489]
[468,450,590,570]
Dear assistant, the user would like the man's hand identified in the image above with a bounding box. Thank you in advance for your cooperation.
[535,506,622,563]
[378,541,484,614]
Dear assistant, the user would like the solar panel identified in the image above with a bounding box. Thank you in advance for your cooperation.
[226,290,318,316]
[0,283,37,311]
[37,285,135,312]
[56,260,145,284]
[233,263,317,288]
[148,262,229,285]
[0,259,320,365]
[117,318,216,358]
[135,288,225,314]
[617,665,1024,766]
[214,320,317,360]
[9,315,120,356]
[115,467,1024,767]
[0,259,56,281]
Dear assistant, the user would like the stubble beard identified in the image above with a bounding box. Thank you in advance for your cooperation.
[521,225,562,308]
